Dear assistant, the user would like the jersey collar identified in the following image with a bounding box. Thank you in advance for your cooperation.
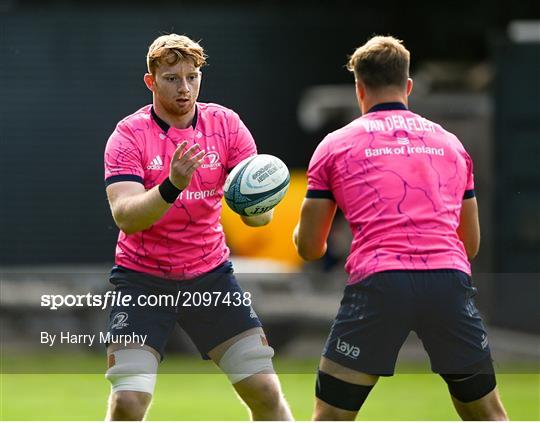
[367,102,407,114]
[150,105,198,132]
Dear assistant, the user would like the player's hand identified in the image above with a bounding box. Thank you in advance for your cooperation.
[169,142,205,190]
[241,209,274,227]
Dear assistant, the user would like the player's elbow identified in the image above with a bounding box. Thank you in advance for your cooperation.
[119,225,139,236]
[297,241,326,261]
[112,212,145,235]
[464,238,480,260]
[114,219,138,235]
[459,230,480,260]
[299,250,324,261]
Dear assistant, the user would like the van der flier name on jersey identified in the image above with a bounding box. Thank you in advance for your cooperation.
[361,114,436,133]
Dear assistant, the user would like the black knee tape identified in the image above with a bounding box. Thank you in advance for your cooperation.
[315,370,374,411]
[440,358,496,403]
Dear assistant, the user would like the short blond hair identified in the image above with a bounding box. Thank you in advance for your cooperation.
[147,34,207,74]
[347,36,410,89]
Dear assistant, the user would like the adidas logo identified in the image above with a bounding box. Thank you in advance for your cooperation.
[147,155,164,170]
[481,334,489,350]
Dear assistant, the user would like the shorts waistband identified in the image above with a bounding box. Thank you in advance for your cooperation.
[348,268,469,286]
[110,261,233,292]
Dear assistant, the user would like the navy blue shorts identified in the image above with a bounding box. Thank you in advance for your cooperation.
[105,261,262,360]
[323,270,492,376]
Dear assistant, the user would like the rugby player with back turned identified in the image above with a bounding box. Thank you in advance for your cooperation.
[103,34,293,420]
[294,35,508,421]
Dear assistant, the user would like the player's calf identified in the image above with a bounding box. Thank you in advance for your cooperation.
[450,388,508,421]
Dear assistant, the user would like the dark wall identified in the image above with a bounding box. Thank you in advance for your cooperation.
[490,40,540,332]
[1,3,539,266]
[493,41,540,274]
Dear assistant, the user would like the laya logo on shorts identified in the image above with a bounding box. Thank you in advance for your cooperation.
[110,312,129,330]
[335,338,360,359]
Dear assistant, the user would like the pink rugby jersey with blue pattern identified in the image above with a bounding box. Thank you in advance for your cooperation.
[104,103,257,279]
[307,103,475,284]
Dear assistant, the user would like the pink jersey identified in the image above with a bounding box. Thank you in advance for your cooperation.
[104,103,257,279]
[307,103,475,284]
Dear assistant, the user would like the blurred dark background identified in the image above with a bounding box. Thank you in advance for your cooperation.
[1,0,539,333]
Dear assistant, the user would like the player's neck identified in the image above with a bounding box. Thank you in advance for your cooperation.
[153,103,196,129]
[361,93,408,115]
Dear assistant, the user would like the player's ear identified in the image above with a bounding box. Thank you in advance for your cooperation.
[144,73,155,92]
[406,78,413,96]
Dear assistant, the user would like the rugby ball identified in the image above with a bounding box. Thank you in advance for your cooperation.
[223,154,290,216]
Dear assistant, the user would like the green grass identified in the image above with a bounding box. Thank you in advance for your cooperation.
[1,354,538,420]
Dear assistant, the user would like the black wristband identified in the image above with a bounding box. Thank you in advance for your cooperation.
[158,177,182,203]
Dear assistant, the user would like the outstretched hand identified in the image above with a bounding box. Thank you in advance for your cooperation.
[169,141,205,190]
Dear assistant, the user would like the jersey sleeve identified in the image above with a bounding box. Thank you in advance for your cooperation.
[306,137,334,200]
[463,151,475,199]
[104,123,145,187]
[227,114,257,171]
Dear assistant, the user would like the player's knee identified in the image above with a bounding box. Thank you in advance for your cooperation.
[440,357,497,403]
[105,349,158,395]
[218,334,275,384]
[315,370,374,412]
[109,390,151,420]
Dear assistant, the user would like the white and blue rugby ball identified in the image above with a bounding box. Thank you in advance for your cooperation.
[224,154,290,216]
